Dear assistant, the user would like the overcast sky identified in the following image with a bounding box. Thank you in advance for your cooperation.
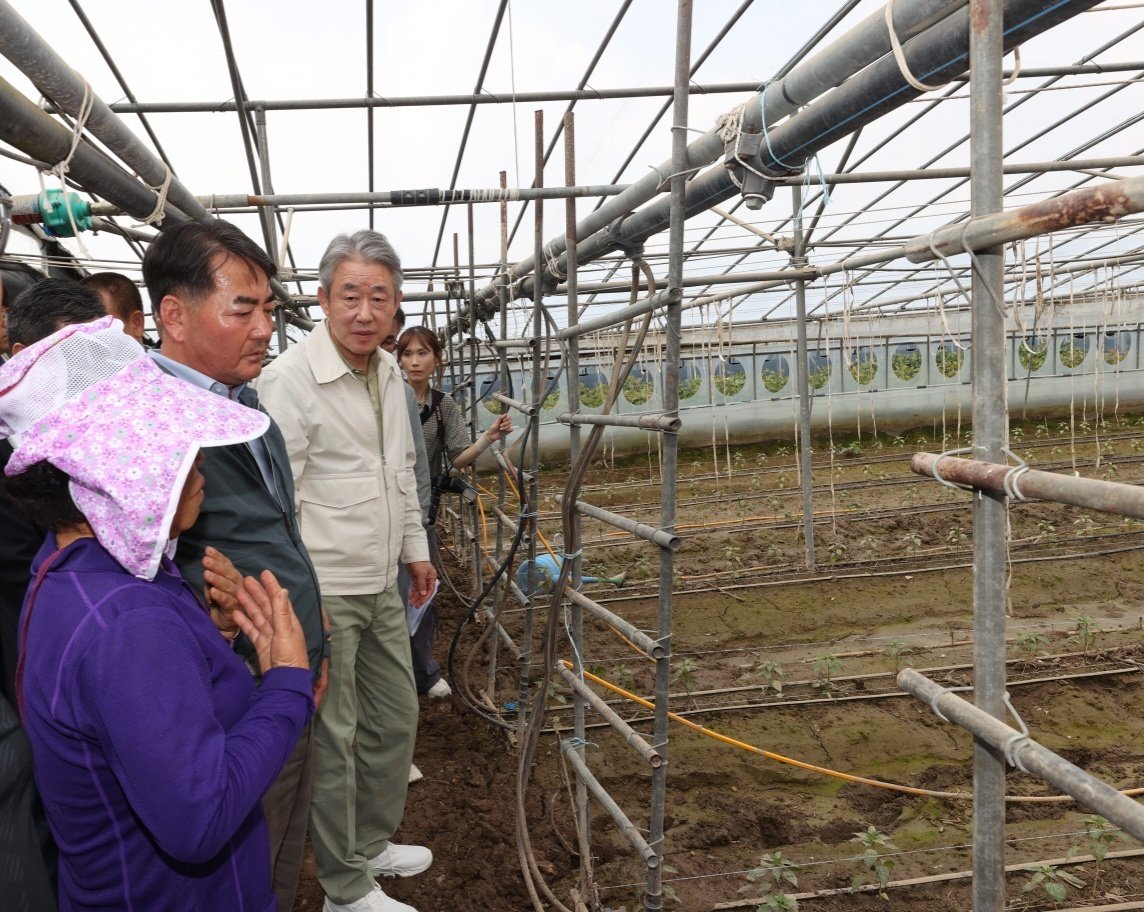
[1,1,1141,330]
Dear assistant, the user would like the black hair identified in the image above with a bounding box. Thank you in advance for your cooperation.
[5,461,85,532]
[394,307,406,330]
[396,325,443,362]
[142,219,277,315]
[7,278,105,348]
[82,272,144,320]
[0,262,45,309]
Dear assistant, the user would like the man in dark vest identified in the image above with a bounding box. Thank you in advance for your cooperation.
[144,219,328,912]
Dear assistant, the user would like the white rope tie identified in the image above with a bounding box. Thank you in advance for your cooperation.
[542,242,566,283]
[647,161,702,192]
[1004,47,1022,86]
[1003,465,1031,501]
[134,164,173,227]
[278,207,295,268]
[886,0,943,93]
[714,102,748,143]
[50,81,94,182]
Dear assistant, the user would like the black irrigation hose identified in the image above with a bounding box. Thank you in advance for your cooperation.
[441,313,566,730]
[443,424,533,732]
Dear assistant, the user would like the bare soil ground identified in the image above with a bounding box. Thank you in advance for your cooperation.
[297,417,1144,911]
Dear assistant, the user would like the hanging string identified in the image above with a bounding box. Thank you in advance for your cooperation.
[757,82,802,173]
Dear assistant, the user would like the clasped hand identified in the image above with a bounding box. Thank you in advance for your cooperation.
[232,570,310,673]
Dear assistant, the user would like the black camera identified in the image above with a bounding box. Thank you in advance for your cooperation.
[428,472,477,526]
[432,473,469,496]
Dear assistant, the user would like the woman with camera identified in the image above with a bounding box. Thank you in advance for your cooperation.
[396,326,512,698]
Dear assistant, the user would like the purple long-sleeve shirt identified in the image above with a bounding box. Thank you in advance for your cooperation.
[20,534,313,912]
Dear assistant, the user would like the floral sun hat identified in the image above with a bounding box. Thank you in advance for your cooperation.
[0,316,269,579]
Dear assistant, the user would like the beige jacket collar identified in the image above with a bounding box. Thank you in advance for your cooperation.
[306,320,400,390]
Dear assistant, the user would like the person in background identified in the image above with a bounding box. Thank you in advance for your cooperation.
[145,219,329,912]
[396,325,512,698]
[1,316,313,911]
[0,261,45,359]
[0,197,69,908]
[82,271,147,343]
[256,229,434,912]
[384,309,441,707]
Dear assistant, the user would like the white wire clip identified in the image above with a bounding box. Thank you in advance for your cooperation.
[930,446,975,492]
[1002,691,1033,774]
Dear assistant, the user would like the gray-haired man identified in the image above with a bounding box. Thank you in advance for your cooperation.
[256,230,434,912]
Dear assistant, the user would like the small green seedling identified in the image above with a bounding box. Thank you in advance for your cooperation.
[755,660,784,695]
[1072,615,1098,656]
[850,826,898,899]
[883,640,913,672]
[1014,631,1050,657]
[741,851,802,911]
[1021,864,1084,904]
[1079,815,1126,885]
[672,657,699,708]
[813,653,842,699]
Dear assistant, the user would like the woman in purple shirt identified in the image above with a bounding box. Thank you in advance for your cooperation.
[0,317,313,912]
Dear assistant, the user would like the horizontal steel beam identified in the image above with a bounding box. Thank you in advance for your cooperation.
[911,452,1144,519]
[557,412,682,432]
[903,174,1144,263]
[562,744,659,867]
[565,589,666,660]
[899,669,1144,841]
[556,494,682,551]
[101,63,1142,114]
[553,661,663,767]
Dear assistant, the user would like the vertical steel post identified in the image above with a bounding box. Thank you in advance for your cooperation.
[252,106,288,353]
[518,110,545,723]
[647,3,691,909]
[467,203,483,596]
[487,171,510,699]
[791,183,816,571]
[969,1,1008,909]
[563,110,593,902]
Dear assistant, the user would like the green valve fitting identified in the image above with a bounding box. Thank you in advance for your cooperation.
[36,188,92,237]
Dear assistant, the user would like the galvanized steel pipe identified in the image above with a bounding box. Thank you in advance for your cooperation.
[555,495,682,552]
[899,669,1144,842]
[0,0,204,221]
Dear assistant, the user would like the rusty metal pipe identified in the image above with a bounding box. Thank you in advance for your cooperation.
[912,452,1144,519]
[905,175,1144,263]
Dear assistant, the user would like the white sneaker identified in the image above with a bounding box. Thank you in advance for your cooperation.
[368,842,433,879]
[426,678,452,699]
[323,883,417,912]
[408,763,424,784]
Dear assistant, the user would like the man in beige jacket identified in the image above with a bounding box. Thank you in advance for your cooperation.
[256,230,435,912]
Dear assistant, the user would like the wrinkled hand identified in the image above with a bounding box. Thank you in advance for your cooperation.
[202,546,241,640]
[232,570,309,674]
[407,560,437,609]
[486,413,512,442]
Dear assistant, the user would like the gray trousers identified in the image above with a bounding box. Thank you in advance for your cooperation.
[262,720,314,912]
[0,694,56,911]
[310,587,417,905]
